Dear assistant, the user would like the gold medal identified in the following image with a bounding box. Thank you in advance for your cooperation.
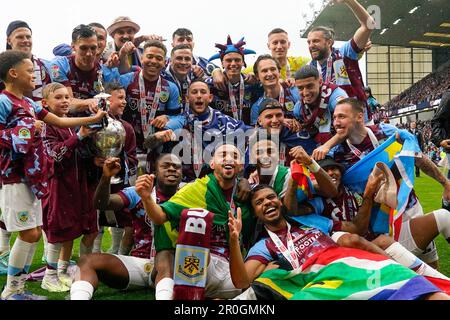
[143,262,153,273]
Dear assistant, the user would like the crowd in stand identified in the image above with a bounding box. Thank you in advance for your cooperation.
[384,65,450,112]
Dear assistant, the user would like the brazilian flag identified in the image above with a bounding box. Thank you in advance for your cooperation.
[154,174,255,252]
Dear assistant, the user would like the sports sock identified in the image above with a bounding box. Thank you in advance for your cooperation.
[385,241,449,279]
[57,259,70,274]
[1,238,33,298]
[0,227,11,254]
[433,209,450,242]
[155,277,174,300]
[23,241,37,274]
[45,243,62,273]
[41,232,48,262]
[70,280,94,300]
[109,227,124,254]
[92,227,104,253]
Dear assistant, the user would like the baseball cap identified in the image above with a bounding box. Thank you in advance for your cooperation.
[258,98,282,116]
[6,20,32,49]
[317,156,345,173]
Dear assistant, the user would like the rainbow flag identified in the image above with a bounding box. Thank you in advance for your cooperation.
[250,247,442,300]
[342,130,420,238]
[291,162,315,203]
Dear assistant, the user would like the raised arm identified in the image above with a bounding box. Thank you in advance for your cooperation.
[94,157,126,211]
[290,146,338,198]
[135,174,168,225]
[228,208,267,289]
[283,167,315,216]
[336,0,375,50]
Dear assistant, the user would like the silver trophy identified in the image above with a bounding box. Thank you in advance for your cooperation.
[92,71,126,184]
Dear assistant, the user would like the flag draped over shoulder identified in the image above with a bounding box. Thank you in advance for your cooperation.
[155,173,254,251]
[342,130,420,238]
[250,247,441,300]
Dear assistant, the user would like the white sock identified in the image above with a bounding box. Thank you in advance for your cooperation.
[24,241,37,274]
[45,243,61,271]
[433,209,450,242]
[0,227,11,254]
[58,259,70,274]
[92,228,104,253]
[42,232,48,262]
[385,241,449,279]
[155,278,174,300]
[1,238,33,297]
[79,241,93,257]
[109,227,124,254]
[70,280,94,300]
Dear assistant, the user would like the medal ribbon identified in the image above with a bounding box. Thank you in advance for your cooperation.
[228,75,245,120]
[346,127,380,159]
[265,222,300,270]
[138,71,162,138]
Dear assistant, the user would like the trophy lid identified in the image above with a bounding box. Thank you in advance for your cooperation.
[94,92,111,99]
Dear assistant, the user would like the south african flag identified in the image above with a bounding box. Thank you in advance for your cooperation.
[250,247,443,300]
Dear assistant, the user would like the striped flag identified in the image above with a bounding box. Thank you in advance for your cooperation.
[251,247,443,300]
[291,161,315,203]
[342,130,420,239]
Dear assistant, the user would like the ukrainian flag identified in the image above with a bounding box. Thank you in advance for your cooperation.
[342,129,420,238]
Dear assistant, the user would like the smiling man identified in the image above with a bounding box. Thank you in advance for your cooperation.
[50,24,120,115]
[119,41,183,157]
[307,0,375,122]
[162,44,199,114]
[3,20,52,102]
[135,144,255,300]
[250,55,300,126]
[207,36,259,124]
[70,154,182,300]
[293,65,348,145]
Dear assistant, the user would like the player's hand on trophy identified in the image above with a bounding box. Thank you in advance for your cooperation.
[103,157,121,178]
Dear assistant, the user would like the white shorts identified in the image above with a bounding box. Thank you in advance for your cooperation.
[398,202,439,263]
[113,254,154,289]
[0,183,42,232]
[205,254,241,299]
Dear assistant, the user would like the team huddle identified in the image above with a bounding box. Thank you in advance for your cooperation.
[1,0,450,301]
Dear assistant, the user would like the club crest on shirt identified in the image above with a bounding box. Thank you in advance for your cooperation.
[18,128,31,140]
[285,101,295,112]
[18,211,30,223]
[93,81,102,93]
[159,91,169,103]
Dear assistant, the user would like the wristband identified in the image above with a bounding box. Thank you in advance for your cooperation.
[307,159,321,173]
[77,132,85,141]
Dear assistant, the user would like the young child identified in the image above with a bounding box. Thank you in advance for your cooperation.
[41,83,101,292]
[0,50,106,300]
[93,82,137,255]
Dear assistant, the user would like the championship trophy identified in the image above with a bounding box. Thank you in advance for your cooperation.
[92,71,126,184]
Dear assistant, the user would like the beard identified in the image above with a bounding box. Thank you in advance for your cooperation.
[315,47,329,61]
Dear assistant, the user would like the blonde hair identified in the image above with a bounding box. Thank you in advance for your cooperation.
[42,82,66,99]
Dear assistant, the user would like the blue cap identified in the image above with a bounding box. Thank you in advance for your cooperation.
[53,43,72,56]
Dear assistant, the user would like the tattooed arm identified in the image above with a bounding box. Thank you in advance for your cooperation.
[415,155,450,201]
